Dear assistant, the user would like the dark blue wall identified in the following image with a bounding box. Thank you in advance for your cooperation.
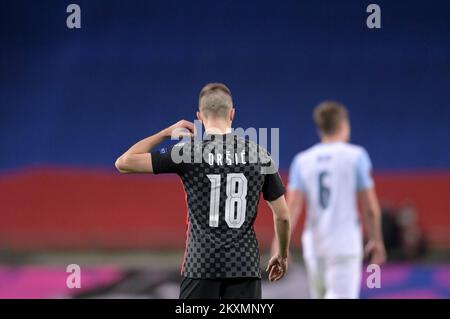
[1,0,449,170]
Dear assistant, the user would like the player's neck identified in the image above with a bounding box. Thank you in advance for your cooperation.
[204,120,232,135]
[321,135,346,144]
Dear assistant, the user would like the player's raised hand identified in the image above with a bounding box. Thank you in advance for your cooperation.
[163,120,195,139]
[266,254,288,282]
[365,239,387,265]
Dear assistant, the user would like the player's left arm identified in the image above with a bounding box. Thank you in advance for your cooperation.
[357,149,387,265]
[261,162,291,282]
[266,195,291,282]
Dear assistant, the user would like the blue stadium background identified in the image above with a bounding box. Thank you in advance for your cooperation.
[1,0,450,299]
[1,0,449,171]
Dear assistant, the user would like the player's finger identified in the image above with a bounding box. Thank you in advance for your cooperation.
[271,264,285,281]
[272,273,282,281]
[268,265,278,281]
[269,269,277,281]
[278,268,286,279]
[364,242,373,257]
[371,251,386,265]
[172,127,193,138]
[178,132,194,137]
[272,268,284,281]
[266,262,276,274]
[276,273,285,281]
[266,258,276,272]
[269,268,278,281]
[181,120,195,133]
[370,255,380,265]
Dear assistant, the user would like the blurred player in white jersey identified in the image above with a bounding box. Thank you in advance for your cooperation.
[287,101,386,298]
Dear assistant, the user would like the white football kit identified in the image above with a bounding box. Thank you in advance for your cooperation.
[288,142,374,299]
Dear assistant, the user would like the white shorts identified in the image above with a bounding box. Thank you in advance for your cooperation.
[304,255,363,299]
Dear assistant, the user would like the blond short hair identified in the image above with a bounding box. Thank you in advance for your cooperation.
[199,83,233,119]
[313,101,349,135]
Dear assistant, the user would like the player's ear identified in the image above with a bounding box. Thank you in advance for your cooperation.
[230,108,235,122]
[343,120,351,141]
[197,111,203,122]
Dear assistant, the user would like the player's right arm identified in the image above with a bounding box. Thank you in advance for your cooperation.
[115,120,194,174]
[357,149,386,265]
[359,187,386,265]
[286,188,305,232]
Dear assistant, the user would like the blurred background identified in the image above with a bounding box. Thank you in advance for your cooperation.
[1,0,449,298]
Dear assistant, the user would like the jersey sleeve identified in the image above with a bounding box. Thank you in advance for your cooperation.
[288,155,306,192]
[356,148,374,190]
[262,171,286,201]
[151,144,184,175]
[261,153,286,201]
[257,146,286,201]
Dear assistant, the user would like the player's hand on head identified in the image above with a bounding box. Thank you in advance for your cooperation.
[365,239,387,265]
[266,254,288,282]
[164,120,195,139]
